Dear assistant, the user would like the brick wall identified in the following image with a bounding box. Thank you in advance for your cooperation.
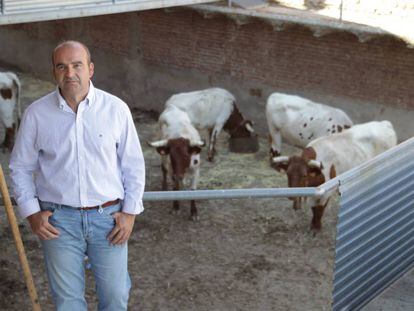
[138,9,414,109]
[1,8,413,110]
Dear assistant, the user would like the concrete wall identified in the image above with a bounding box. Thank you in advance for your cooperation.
[0,8,413,140]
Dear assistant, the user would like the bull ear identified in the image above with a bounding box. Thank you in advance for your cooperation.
[156,146,170,155]
[191,140,205,147]
[307,160,323,170]
[189,146,202,155]
[271,156,289,172]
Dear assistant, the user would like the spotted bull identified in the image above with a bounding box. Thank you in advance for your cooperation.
[0,72,21,151]
[166,88,255,161]
[148,105,205,220]
[266,92,353,157]
[272,121,397,232]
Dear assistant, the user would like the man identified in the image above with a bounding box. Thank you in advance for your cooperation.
[9,40,145,310]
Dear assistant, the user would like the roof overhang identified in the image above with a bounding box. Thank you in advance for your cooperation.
[188,2,414,48]
[0,0,218,25]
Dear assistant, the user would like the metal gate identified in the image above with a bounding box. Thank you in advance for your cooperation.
[332,137,414,310]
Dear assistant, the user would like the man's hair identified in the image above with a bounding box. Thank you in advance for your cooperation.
[52,40,92,66]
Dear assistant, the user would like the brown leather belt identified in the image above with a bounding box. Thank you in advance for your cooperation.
[77,199,120,211]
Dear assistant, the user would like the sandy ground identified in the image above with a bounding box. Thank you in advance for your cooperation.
[0,71,339,310]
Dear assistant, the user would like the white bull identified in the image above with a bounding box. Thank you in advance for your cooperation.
[0,72,21,151]
[148,105,205,221]
[166,87,255,161]
[266,92,353,157]
[272,120,397,232]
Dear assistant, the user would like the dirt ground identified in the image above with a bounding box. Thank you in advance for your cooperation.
[0,71,339,310]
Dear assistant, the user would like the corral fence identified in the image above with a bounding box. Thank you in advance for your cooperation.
[143,136,414,310]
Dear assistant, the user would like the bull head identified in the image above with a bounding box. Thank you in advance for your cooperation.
[272,155,324,210]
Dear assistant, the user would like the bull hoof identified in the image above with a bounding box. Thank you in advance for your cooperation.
[207,156,214,162]
[170,209,180,215]
[189,215,199,222]
[310,224,321,236]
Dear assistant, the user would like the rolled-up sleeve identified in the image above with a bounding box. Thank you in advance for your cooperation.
[117,105,145,215]
[9,108,40,218]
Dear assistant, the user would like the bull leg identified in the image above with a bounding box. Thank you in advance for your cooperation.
[208,125,223,162]
[190,200,198,222]
[171,179,180,215]
[189,169,199,221]
[2,127,14,152]
[267,121,282,159]
[292,197,301,210]
[310,199,330,233]
[161,163,168,191]
[207,128,216,162]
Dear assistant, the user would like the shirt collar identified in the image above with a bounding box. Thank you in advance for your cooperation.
[56,81,96,110]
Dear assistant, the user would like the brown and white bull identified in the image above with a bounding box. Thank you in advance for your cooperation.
[266,92,353,157]
[0,72,21,151]
[166,87,255,161]
[148,105,205,221]
[272,121,397,232]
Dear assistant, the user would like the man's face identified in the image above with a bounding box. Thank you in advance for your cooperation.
[53,44,94,98]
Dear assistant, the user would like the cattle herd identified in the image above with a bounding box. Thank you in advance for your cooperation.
[148,87,397,233]
[0,71,398,234]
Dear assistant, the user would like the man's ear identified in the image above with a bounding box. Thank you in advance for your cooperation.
[156,146,170,156]
[89,62,95,79]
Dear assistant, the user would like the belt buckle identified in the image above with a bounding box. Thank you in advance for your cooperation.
[98,206,103,214]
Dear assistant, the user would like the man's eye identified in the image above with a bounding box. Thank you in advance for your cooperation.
[56,65,65,70]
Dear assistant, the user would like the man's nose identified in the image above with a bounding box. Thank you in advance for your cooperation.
[65,67,75,77]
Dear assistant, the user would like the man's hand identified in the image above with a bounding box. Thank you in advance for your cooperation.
[107,212,136,245]
[27,211,60,240]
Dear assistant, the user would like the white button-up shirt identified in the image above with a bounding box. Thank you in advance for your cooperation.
[9,82,145,218]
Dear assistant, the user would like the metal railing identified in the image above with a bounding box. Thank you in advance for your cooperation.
[143,180,339,201]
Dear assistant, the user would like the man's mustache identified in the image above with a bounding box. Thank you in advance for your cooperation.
[64,78,80,83]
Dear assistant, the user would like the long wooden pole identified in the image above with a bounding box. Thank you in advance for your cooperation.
[0,164,41,311]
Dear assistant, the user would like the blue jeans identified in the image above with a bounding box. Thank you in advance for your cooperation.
[39,201,131,311]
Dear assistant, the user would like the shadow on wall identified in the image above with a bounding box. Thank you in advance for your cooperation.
[304,0,327,10]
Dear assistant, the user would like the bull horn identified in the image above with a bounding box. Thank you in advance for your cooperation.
[191,140,205,147]
[147,139,168,147]
[245,122,255,133]
[308,160,322,169]
[272,156,289,164]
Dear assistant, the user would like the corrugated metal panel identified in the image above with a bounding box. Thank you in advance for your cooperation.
[332,137,414,310]
[3,0,110,13]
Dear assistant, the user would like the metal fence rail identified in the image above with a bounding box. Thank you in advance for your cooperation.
[332,137,414,310]
[142,180,339,201]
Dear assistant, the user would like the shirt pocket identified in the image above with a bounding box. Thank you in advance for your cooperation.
[87,125,119,153]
